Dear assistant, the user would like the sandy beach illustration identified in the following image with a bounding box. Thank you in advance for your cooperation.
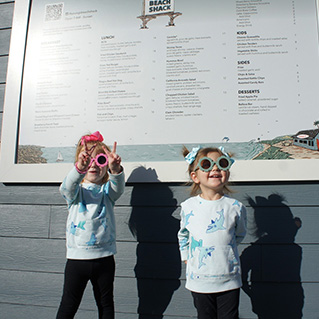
[255,135,319,160]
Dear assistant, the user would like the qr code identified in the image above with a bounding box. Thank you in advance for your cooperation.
[45,3,64,21]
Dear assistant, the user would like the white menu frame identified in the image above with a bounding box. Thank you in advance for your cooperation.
[1,0,319,183]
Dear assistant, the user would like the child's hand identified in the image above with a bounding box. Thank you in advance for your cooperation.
[77,141,96,172]
[103,142,122,174]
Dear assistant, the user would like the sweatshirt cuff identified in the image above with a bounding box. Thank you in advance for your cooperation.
[180,249,189,261]
[108,166,124,176]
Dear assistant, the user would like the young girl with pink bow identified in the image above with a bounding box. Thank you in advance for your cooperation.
[56,131,124,319]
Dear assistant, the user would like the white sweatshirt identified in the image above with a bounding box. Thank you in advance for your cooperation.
[178,195,247,293]
[60,166,125,260]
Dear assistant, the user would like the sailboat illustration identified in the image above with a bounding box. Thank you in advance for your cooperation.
[56,151,64,162]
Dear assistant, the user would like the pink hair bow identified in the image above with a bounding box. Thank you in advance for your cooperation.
[81,131,104,145]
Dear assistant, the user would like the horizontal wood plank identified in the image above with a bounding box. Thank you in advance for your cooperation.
[0,28,11,55]
[0,56,8,82]
[0,183,66,205]
[244,206,319,244]
[0,113,3,134]
[0,303,197,319]
[1,202,318,245]
[0,304,99,319]
[0,182,319,207]
[0,204,51,238]
[0,237,65,273]
[0,3,14,29]
[167,183,319,208]
[0,84,5,111]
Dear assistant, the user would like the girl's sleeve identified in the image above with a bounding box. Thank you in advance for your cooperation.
[59,166,84,205]
[107,169,125,202]
[178,207,190,261]
[235,204,247,244]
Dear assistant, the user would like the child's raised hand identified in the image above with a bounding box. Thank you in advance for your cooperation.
[77,141,96,172]
[103,142,122,174]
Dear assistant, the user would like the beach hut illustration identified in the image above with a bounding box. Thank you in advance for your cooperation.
[292,129,319,151]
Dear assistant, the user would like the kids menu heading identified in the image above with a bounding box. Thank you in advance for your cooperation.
[18,0,319,150]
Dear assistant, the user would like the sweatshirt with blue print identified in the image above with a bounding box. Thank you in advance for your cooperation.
[60,166,125,260]
[178,195,247,293]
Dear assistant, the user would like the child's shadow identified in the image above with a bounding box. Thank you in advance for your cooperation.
[240,194,304,319]
[128,167,181,319]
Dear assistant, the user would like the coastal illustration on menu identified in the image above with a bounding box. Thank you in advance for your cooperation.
[17,121,319,164]
[252,121,319,160]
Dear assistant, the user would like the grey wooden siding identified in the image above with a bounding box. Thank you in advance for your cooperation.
[1,2,319,318]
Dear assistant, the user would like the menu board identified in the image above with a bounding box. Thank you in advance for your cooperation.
[1,0,319,182]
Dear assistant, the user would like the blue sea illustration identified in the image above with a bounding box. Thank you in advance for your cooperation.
[39,141,265,164]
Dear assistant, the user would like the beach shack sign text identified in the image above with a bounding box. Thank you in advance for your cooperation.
[145,0,174,14]
[138,0,181,29]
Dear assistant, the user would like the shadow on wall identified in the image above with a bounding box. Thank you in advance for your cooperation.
[240,194,304,319]
[127,167,181,319]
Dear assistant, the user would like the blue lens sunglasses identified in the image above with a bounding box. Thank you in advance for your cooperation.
[195,156,234,172]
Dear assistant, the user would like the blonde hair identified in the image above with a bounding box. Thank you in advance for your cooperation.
[182,146,233,196]
[75,134,111,184]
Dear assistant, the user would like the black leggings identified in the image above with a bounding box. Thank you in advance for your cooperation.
[56,256,115,319]
[192,288,240,319]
